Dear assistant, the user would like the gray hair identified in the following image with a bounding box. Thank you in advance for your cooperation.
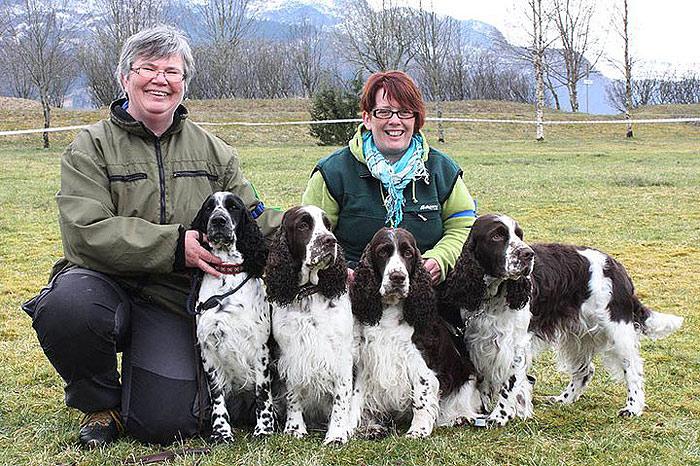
[116,25,195,93]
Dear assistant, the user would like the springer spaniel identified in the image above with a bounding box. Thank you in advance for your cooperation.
[442,213,684,419]
[350,228,481,439]
[190,192,274,442]
[265,205,354,444]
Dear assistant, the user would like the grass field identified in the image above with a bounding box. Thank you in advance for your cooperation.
[0,98,699,465]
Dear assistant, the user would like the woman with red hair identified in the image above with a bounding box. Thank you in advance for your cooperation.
[302,71,476,284]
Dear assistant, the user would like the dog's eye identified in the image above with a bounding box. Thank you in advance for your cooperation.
[492,233,504,241]
[402,248,414,258]
[377,247,390,257]
[297,222,309,231]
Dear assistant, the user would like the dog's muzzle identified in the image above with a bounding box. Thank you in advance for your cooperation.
[307,234,337,268]
[207,215,234,245]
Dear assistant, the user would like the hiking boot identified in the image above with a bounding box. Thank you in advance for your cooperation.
[78,409,124,448]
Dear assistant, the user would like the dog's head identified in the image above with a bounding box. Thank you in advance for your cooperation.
[468,214,534,279]
[191,192,267,277]
[351,228,434,328]
[441,214,533,314]
[265,205,347,304]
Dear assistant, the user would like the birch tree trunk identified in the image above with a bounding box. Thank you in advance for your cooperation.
[622,0,633,137]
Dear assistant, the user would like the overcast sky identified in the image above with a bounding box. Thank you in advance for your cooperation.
[380,0,699,79]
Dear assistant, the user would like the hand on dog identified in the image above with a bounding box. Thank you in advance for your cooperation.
[423,258,441,285]
[185,230,222,277]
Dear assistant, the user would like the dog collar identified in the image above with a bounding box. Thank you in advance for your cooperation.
[295,283,320,300]
[214,263,244,275]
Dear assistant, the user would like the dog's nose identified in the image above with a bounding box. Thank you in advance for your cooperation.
[210,216,227,227]
[518,248,534,262]
[389,270,406,284]
[321,234,336,247]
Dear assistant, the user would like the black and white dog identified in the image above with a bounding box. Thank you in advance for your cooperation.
[265,205,354,444]
[191,192,274,442]
[442,213,684,419]
[350,228,481,439]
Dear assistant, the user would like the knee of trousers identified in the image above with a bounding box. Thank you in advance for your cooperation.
[30,269,130,352]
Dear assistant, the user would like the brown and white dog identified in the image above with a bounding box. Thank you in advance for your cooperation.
[265,205,354,444]
[350,227,481,439]
[442,213,683,421]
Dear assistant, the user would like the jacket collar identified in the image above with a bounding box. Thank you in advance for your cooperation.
[109,98,189,139]
[348,124,431,165]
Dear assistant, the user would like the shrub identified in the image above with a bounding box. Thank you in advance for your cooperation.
[309,78,361,146]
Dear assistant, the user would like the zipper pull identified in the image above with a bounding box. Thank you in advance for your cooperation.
[417,213,427,222]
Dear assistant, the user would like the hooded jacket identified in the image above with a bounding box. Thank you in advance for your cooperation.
[49,99,281,316]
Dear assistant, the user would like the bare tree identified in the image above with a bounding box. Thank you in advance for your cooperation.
[8,0,78,148]
[81,0,165,106]
[606,0,633,136]
[337,0,416,73]
[189,0,255,99]
[551,0,601,112]
[289,22,326,97]
[414,2,459,142]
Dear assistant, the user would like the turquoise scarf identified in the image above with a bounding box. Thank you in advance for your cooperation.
[363,132,430,227]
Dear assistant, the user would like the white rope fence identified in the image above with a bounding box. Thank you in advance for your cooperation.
[1,116,699,137]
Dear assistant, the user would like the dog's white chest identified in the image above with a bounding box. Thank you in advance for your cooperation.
[273,294,353,392]
[356,307,424,415]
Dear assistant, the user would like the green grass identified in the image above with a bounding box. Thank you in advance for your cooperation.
[1,98,699,465]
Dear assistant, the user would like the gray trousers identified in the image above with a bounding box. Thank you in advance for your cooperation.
[23,268,209,444]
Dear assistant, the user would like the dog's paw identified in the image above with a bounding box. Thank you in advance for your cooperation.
[356,424,388,441]
[405,427,430,439]
[210,429,235,444]
[283,424,307,439]
[618,407,643,418]
[547,394,572,405]
[253,425,274,437]
[323,432,349,446]
[453,416,475,427]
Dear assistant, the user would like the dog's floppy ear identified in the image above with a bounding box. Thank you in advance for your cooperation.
[191,194,213,233]
[264,226,300,305]
[350,247,383,326]
[505,276,531,310]
[317,245,348,300]
[237,201,268,279]
[403,251,436,329]
[440,234,487,314]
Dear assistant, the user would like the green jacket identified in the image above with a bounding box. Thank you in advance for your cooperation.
[302,125,476,282]
[52,99,281,315]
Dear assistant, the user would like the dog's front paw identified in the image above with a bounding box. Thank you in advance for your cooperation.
[405,426,431,439]
[284,424,307,439]
[323,432,349,445]
[453,416,476,427]
[356,424,388,440]
[210,428,235,444]
[253,424,274,437]
[618,407,643,418]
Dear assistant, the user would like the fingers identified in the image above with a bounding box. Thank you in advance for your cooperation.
[347,268,355,286]
[423,258,441,285]
[185,230,222,277]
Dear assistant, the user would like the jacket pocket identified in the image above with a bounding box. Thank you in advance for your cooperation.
[108,173,148,182]
[172,170,218,181]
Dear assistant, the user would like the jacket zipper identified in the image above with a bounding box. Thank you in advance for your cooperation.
[154,138,166,224]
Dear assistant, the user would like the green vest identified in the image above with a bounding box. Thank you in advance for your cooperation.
[314,147,462,265]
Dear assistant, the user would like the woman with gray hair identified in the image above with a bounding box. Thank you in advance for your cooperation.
[22,25,281,446]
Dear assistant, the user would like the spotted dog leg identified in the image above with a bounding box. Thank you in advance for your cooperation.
[323,367,353,445]
[608,322,645,417]
[483,349,533,427]
[549,361,595,405]
[253,343,275,436]
[200,347,234,443]
[405,372,439,439]
[283,387,307,438]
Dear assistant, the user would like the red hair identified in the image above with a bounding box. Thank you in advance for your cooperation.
[360,71,426,132]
